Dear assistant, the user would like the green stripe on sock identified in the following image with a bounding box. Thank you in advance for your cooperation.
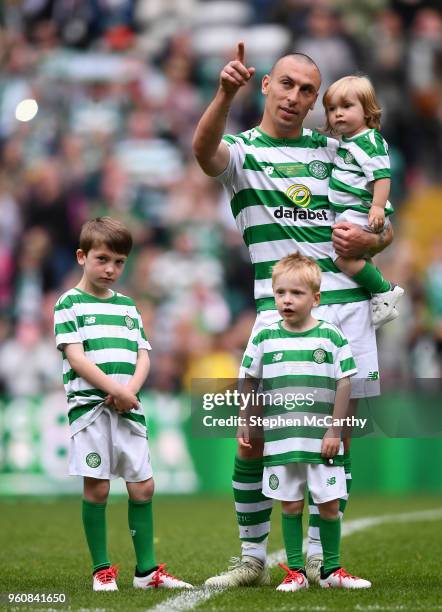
[309,514,320,528]
[339,498,347,514]
[236,508,272,527]
[233,455,271,545]
[240,534,269,543]
[343,451,351,473]
[233,455,264,482]
[234,488,269,504]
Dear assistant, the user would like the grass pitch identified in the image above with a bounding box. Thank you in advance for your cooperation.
[1,495,441,611]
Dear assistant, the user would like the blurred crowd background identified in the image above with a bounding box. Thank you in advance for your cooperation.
[0,0,441,402]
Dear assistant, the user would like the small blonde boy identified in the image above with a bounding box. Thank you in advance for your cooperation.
[54,217,192,592]
[239,252,371,591]
[323,75,403,328]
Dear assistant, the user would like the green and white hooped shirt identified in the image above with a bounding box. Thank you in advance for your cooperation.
[241,319,357,466]
[329,128,393,216]
[54,288,151,436]
[217,127,370,313]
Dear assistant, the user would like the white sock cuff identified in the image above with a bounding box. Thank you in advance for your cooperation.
[241,539,268,563]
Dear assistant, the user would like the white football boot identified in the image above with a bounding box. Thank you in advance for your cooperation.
[205,556,270,588]
[371,285,404,329]
[276,563,309,592]
[306,554,323,584]
[133,563,193,589]
[319,567,371,589]
[93,565,119,591]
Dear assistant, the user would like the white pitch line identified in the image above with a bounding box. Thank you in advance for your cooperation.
[271,607,442,612]
[149,507,442,612]
[148,586,218,612]
[354,607,442,611]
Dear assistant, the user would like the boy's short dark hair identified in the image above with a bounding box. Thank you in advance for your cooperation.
[79,217,133,255]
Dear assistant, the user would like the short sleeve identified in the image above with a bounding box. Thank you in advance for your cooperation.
[136,308,151,351]
[358,131,391,182]
[54,299,81,350]
[215,134,243,188]
[241,333,264,379]
[333,335,358,380]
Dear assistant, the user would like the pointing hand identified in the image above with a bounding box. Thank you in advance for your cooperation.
[220,42,256,95]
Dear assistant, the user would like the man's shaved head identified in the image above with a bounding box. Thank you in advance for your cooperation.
[270,53,321,83]
[260,52,322,138]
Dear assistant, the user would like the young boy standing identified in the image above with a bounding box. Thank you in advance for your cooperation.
[54,217,192,592]
[239,252,371,591]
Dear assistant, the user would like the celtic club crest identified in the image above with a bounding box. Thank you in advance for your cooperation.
[308,160,329,179]
[313,348,327,364]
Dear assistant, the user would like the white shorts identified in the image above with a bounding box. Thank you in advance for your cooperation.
[243,303,379,398]
[69,407,153,482]
[332,209,391,262]
[262,463,346,504]
[334,208,372,231]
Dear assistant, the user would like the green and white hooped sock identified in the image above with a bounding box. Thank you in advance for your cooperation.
[232,455,272,563]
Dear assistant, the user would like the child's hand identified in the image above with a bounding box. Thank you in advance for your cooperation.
[321,430,340,459]
[368,206,385,232]
[113,386,139,413]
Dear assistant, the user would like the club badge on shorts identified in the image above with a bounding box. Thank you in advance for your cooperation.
[269,474,279,490]
[86,452,101,468]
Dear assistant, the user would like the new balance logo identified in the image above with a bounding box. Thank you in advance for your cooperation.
[367,371,379,380]
[326,477,336,486]
[272,352,283,362]
[85,316,96,325]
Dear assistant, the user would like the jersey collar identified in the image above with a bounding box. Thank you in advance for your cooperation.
[255,126,306,145]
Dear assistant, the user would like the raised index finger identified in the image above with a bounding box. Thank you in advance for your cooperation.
[236,41,245,64]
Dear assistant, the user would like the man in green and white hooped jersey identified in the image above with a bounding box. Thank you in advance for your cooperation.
[193,44,393,587]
